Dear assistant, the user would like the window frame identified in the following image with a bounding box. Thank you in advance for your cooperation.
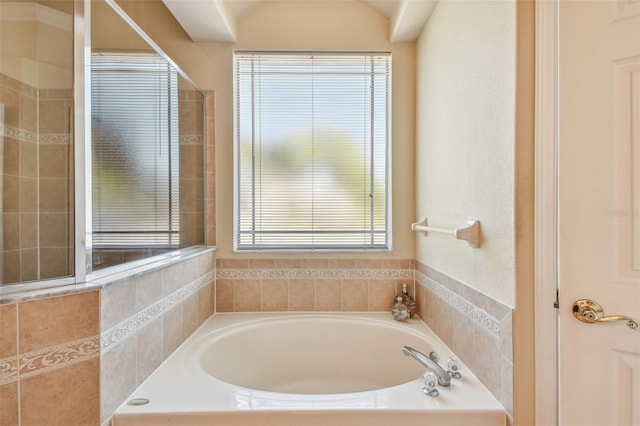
[232,50,393,253]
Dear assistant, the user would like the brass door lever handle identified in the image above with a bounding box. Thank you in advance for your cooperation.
[572,299,639,330]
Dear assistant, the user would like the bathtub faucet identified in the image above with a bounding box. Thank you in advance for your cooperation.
[402,346,451,387]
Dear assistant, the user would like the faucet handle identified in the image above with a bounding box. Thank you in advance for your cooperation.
[446,357,462,379]
[422,371,440,397]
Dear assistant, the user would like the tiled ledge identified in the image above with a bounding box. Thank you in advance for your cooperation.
[0,246,216,305]
[414,261,513,420]
[101,271,213,354]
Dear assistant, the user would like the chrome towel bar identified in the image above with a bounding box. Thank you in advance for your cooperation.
[411,217,481,248]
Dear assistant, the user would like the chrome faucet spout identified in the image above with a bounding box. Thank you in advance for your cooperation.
[402,346,451,387]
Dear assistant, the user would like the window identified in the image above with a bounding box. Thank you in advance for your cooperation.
[234,52,390,251]
[91,53,180,248]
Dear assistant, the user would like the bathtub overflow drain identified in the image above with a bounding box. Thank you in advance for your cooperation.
[127,398,150,406]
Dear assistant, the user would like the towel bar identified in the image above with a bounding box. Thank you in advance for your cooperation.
[411,217,481,248]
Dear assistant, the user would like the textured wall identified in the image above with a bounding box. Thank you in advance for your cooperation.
[415,0,517,307]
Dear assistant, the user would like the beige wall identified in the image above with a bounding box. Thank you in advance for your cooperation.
[415,0,517,307]
[117,0,416,261]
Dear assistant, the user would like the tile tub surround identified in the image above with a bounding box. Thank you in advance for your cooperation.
[100,249,215,423]
[215,259,415,313]
[414,261,514,421]
[0,291,101,426]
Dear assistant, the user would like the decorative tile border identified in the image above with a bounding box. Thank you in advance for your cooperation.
[0,336,99,385]
[216,268,413,280]
[0,356,18,385]
[101,271,213,354]
[416,270,501,336]
[40,134,71,144]
[0,124,37,143]
[180,135,204,145]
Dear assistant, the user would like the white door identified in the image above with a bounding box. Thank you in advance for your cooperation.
[558,0,640,425]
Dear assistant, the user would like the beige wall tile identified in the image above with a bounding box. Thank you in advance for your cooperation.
[302,259,328,269]
[19,177,37,213]
[163,305,184,358]
[275,259,302,269]
[216,279,234,312]
[182,256,201,285]
[136,269,163,311]
[2,175,19,213]
[288,279,315,311]
[20,94,37,133]
[18,291,99,353]
[179,212,204,247]
[2,213,20,251]
[248,259,274,269]
[0,86,20,127]
[39,179,69,213]
[354,259,381,269]
[21,248,38,282]
[38,145,70,179]
[162,263,185,296]
[327,259,355,269]
[137,319,163,386]
[3,250,21,283]
[217,259,248,269]
[39,247,71,280]
[180,145,204,179]
[0,382,19,426]
[0,304,17,358]
[316,280,341,311]
[234,280,261,312]
[261,280,287,311]
[367,280,394,311]
[3,138,20,176]
[341,280,367,311]
[20,213,38,248]
[19,141,37,178]
[182,294,199,337]
[206,225,216,247]
[433,297,454,348]
[197,251,214,276]
[20,358,99,426]
[197,284,212,324]
[472,324,502,400]
[101,337,136,423]
[501,357,514,419]
[101,279,136,332]
[501,312,513,362]
[38,213,69,248]
[451,311,475,365]
[38,99,70,134]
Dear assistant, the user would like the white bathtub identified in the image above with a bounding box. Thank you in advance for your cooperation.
[112,313,506,426]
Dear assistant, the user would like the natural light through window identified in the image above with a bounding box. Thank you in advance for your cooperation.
[234,52,391,251]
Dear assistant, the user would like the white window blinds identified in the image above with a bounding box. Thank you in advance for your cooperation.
[234,52,390,251]
[91,53,180,247]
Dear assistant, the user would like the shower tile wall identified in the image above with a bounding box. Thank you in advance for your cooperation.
[0,73,73,284]
[204,92,215,247]
[414,261,514,421]
[215,258,414,312]
[179,89,205,247]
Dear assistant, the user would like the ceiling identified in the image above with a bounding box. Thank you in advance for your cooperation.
[161,0,438,43]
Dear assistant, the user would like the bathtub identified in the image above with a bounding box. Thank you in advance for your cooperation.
[112,313,506,426]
